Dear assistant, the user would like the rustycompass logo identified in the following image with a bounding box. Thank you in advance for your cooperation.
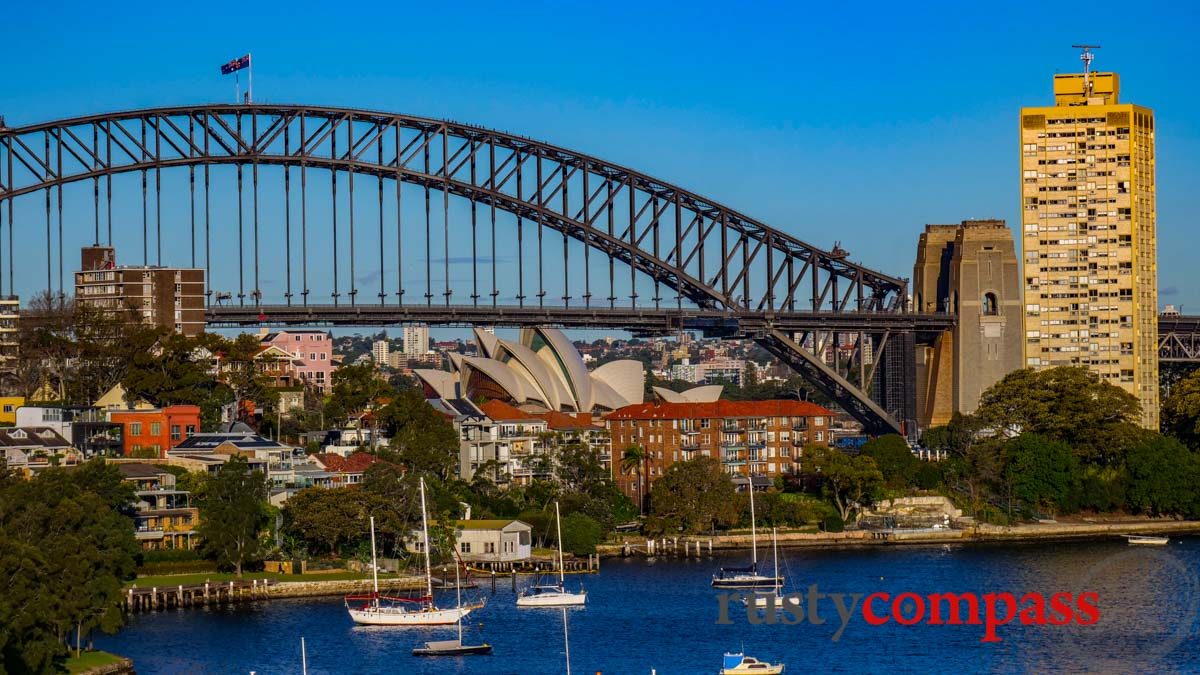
[716,585,1100,643]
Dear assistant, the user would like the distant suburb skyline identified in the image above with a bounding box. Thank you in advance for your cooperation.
[2,1,1197,319]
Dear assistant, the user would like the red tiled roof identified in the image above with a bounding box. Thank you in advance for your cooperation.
[479,400,540,421]
[604,399,835,420]
[312,452,379,473]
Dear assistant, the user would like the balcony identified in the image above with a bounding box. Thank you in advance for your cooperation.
[721,423,743,433]
[680,441,700,452]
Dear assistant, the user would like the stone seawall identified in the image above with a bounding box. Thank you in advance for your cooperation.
[269,576,428,599]
[972,519,1200,541]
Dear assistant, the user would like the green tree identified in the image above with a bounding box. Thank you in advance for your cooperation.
[620,445,649,515]
[218,333,282,422]
[123,331,234,430]
[196,456,270,576]
[797,445,883,522]
[557,512,603,555]
[1125,433,1200,516]
[648,456,738,534]
[861,434,920,488]
[974,367,1141,465]
[1163,369,1200,449]
[283,487,379,555]
[327,363,390,427]
[0,461,138,671]
[1002,433,1078,514]
[382,389,460,481]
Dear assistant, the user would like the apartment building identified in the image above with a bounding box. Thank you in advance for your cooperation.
[1020,58,1158,427]
[605,400,834,504]
[74,246,205,336]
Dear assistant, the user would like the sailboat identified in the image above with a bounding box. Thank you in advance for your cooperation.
[516,501,587,607]
[345,478,476,625]
[712,480,782,589]
[413,555,493,656]
[746,528,784,607]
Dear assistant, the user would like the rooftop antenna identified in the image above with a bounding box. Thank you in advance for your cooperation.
[1072,44,1101,94]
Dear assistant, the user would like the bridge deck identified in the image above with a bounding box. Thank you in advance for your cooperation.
[207,305,956,337]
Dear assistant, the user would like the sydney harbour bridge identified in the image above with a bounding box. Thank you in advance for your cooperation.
[3,104,970,435]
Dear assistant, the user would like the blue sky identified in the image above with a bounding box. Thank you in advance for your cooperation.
[2,0,1199,321]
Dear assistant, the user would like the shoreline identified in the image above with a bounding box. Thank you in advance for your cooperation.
[123,520,1200,604]
[598,518,1200,556]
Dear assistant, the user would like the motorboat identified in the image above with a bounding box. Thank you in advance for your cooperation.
[720,652,784,674]
[1125,534,1169,546]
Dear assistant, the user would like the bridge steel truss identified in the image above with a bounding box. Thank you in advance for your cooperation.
[1159,315,1200,363]
[0,104,954,435]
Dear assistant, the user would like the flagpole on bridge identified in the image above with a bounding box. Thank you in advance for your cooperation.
[248,52,253,103]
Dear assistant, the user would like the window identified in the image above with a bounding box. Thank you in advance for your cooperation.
[485,542,495,554]
[129,423,142,436]
[186,425,196,435]
[320,353,327,360]
[295,335,301,341]
[150,422,162,436]
[460,542,471,553]
[1,404,12,413]
[982,293,998,316]
[170,425,181,441]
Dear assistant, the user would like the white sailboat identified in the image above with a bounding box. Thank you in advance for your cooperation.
[712,481,782,589]
[517,501,587,607]
[746,528,784,608]
[346,478,476,625]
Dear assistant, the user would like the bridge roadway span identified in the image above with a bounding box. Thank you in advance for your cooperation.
[207,305,957,337]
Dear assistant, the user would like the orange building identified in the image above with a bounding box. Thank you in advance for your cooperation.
[109,405,202,457]
[605,400,834,505]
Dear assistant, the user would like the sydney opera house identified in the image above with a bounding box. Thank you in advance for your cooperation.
[414,327,646,415]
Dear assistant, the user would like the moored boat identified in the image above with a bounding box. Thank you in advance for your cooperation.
[517,501,587,607]
[1125,534,1169,546]
[720,652,784,674]
[713,481,782,589]
[346,478,479,626]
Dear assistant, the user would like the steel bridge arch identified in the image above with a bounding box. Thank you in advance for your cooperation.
[0,104,932,434]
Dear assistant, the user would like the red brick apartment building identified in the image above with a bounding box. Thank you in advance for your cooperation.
[605,400,833,502]
[109,405,202,457]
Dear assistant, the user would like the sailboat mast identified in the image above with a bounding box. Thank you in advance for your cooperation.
[455,555,463,642]
[555,501,566,587]
[749,478,758,566]
[772,527,780,592]
[369,516,379,596]
[420,478,433,602]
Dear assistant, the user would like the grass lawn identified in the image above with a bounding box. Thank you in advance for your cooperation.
[126,571,417,588]
[63,650,124,674]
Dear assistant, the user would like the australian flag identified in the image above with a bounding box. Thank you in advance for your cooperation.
[220,55,250,75]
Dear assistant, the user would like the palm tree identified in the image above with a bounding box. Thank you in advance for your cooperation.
[620,445,649,515]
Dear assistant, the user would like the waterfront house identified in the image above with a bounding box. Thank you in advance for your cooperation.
[118,462,200,550]
[417,519,533,563]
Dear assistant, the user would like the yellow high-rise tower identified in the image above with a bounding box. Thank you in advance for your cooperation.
[1019,48,1158,429]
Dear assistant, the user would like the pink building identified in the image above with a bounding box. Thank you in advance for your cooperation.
[259,329,334,392]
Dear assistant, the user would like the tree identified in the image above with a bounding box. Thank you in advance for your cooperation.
[1125,433,1200,517]
[974,367,1141,465]
[861,434,920,488]
[382,389,460,481]
[327,363,390,428]
[797,445,883,522]
[1002,433,1078,514]
[123,331,234,430]
[620,445,649,515]
[1163,369,1200,449]
[283,487,383,555]
[0,461,138,671]
[648,456,739,534]
[196,456,270,576]
[218,333,281,423]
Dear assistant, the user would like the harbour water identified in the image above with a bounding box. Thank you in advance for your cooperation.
[98,538,1200,674]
